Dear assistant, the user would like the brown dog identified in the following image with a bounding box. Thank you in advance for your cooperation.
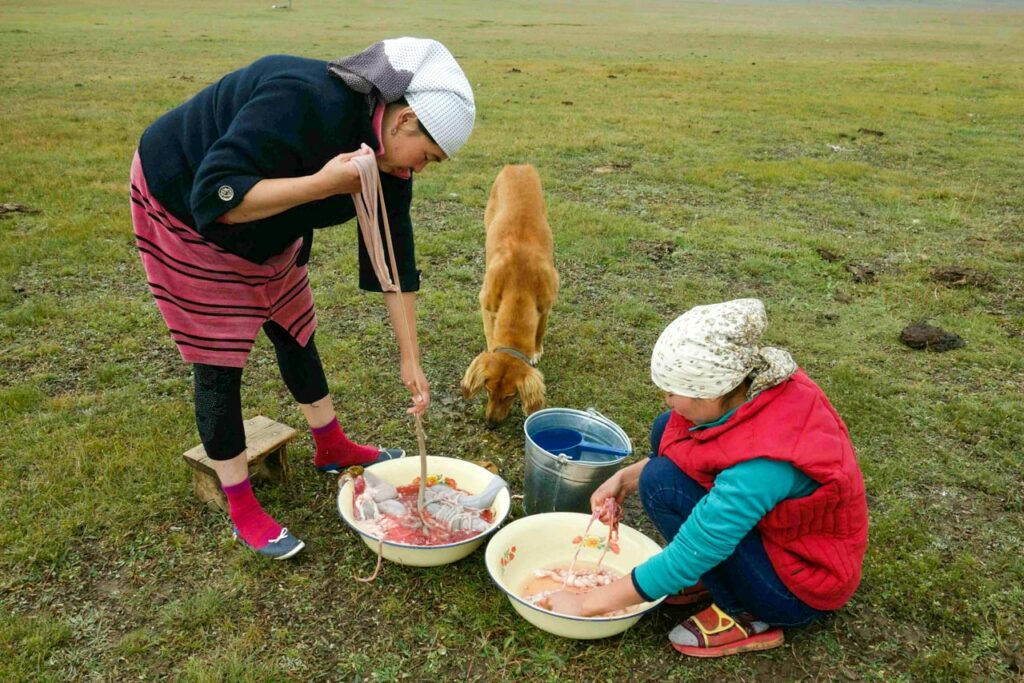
[461,164,559,426]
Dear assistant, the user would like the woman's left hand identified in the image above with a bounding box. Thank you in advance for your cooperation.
[400,358,430,416]
[312,145,375,197]
[538,590,588,617]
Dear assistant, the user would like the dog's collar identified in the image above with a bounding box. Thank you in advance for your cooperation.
[493,346,537,367]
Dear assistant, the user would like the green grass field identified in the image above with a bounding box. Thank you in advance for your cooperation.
[1,1,1022,680]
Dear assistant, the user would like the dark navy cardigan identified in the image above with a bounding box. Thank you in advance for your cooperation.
[138,54,419,292]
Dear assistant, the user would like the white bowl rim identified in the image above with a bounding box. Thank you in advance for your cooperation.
[336,458,512,551]
[484,516,666,623]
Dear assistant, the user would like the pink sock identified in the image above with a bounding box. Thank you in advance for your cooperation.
[223,479,282,549]
[312,417,378,469]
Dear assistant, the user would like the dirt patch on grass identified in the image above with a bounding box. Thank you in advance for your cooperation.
[592,161,632,175]
[1001,639,1023,676]
[630,239,676,263]
[813,248,889,285]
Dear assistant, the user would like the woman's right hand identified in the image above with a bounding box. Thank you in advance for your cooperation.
[313,145,375,197]
[400,357,430,417]
[590,458,649,514]
[590,472,626,513]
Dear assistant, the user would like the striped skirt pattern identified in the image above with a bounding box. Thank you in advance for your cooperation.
[130,152,317,368]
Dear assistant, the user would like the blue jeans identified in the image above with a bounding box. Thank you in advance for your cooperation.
[640,411,825,627]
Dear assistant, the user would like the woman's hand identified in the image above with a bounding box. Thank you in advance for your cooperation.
[538,590,587,617]
[219,145,377,224]
[312,145,375,198]
[400,357,430,416]
[590,458,649,513]
[590,471,627,513]
[541,577,644,618]
[382,292,426,415]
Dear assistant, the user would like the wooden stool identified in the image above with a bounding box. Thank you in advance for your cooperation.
[183,415,297,511]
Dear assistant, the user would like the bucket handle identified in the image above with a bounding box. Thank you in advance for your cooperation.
[585,407,614,426]
[585,407,634,457]
[549,452,571,512]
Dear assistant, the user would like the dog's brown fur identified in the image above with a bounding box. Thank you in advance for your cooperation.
[461,164,559,426]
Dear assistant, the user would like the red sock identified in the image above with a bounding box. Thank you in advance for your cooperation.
[312,417,378,469]
[223,479,283,549]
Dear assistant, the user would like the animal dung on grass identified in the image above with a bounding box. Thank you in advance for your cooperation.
[815,247,842,263]
[845,262,877,284]
[929,266,994,289]
[0,202,40,218]
[899,323,965,352]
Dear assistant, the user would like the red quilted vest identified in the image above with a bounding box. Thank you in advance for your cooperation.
[659,370,868,611]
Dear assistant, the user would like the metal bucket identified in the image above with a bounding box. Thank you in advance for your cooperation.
[523,408,632,514]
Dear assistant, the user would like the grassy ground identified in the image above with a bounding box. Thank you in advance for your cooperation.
[1,0,1022,680]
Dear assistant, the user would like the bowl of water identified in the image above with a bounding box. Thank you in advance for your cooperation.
[337,455,512,567]
[484,512,665,639]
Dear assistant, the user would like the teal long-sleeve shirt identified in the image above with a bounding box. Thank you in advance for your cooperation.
[631,456,819,601]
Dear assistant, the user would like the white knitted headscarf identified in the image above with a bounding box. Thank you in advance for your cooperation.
[329,38,476,158]
[650,298,797,399]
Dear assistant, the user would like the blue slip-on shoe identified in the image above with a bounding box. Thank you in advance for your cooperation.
[368,447,405,466]
[315,447,406,473]
[232,527,305,560]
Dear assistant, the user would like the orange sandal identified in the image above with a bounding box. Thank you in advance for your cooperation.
[664,582,711,606]
[670,604,784,658]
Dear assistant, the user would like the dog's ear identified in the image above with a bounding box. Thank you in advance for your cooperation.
[518,367,546,415]
[461,354,487,399]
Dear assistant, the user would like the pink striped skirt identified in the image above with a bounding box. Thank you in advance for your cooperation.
[130,152,317,368]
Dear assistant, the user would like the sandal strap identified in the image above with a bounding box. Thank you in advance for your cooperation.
[683,604,750,648]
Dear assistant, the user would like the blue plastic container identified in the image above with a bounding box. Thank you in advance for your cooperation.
[531,427,631,462]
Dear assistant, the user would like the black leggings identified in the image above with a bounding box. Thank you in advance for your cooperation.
[194,321,329,460]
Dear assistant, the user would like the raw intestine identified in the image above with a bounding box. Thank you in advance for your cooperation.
[519,562,638,617]
[351,470,507,545]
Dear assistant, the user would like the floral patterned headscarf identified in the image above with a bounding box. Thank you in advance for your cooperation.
[650,298,797,399]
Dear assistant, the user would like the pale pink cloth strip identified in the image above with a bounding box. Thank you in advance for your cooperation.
[350,145,400,293]
[349,147,430,529]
